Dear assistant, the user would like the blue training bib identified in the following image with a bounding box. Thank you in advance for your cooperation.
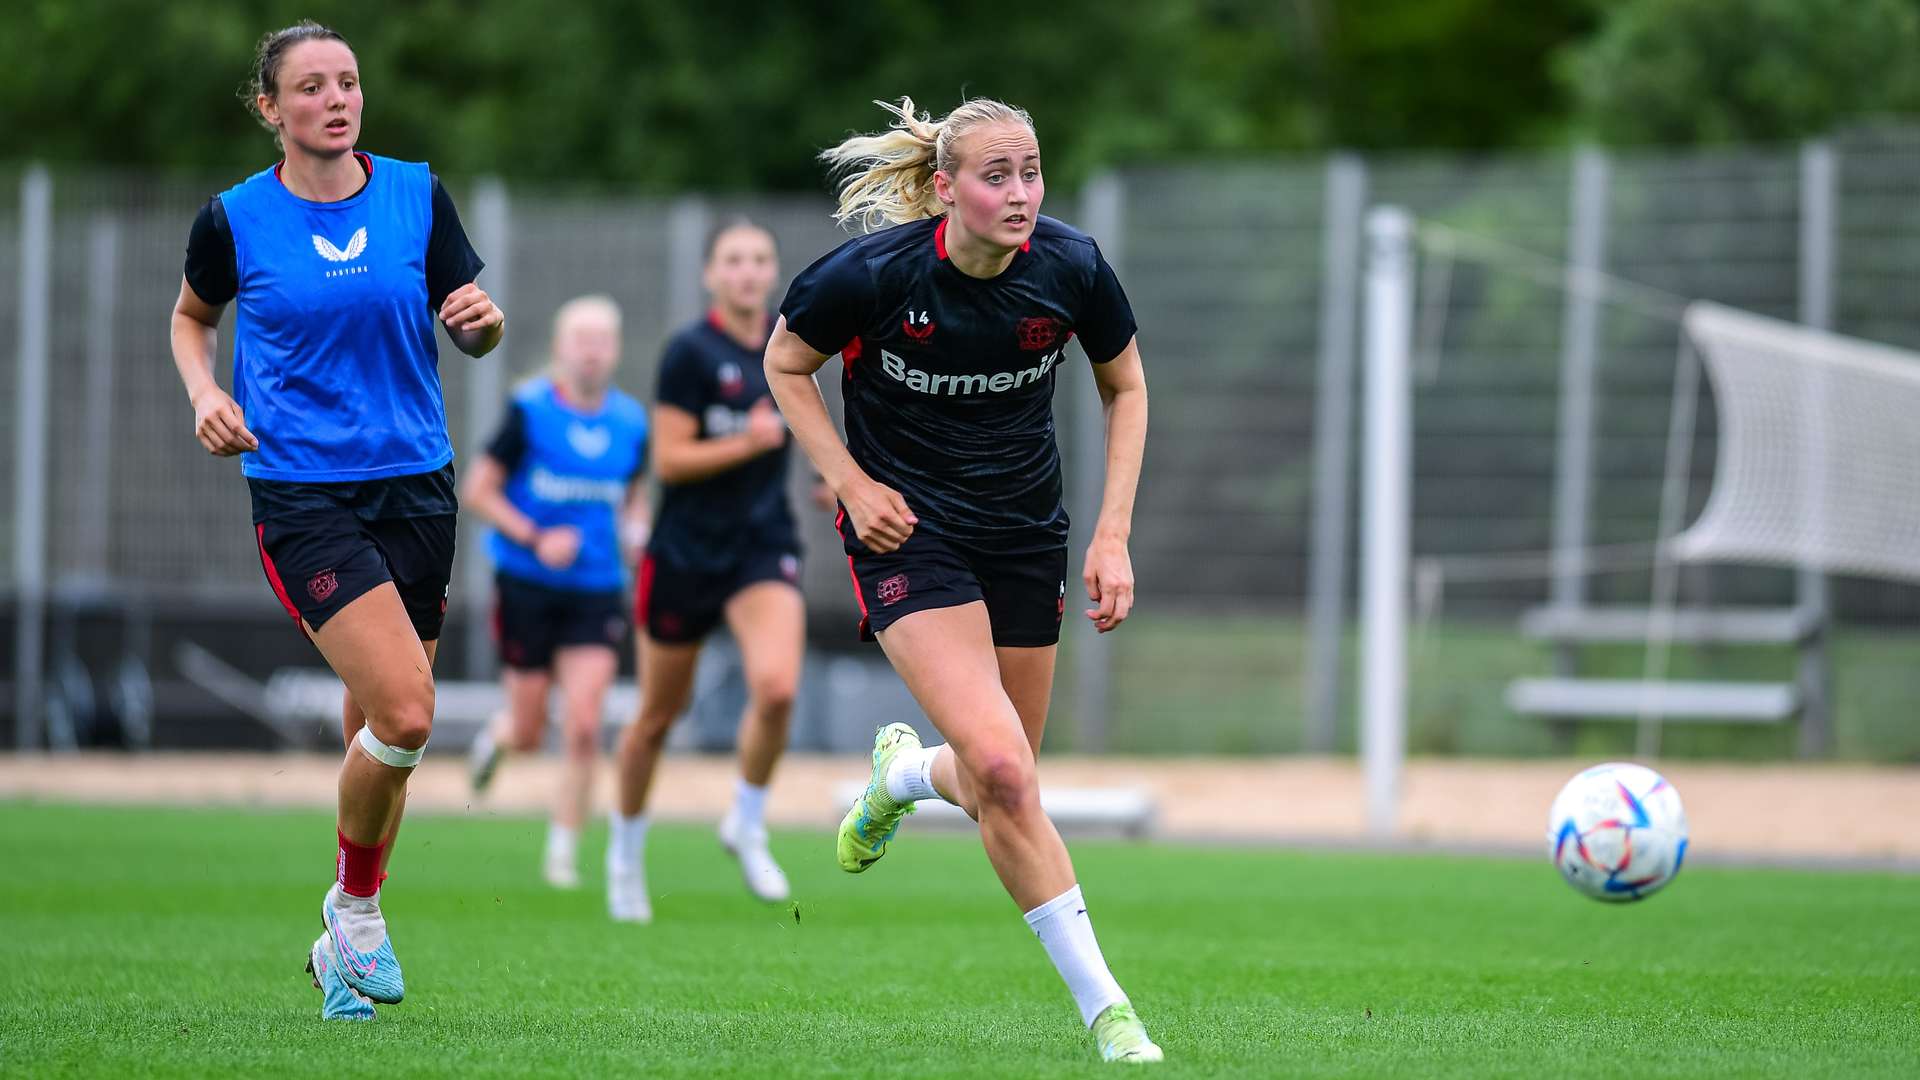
[488,378,649,592]
[221,155,453,481]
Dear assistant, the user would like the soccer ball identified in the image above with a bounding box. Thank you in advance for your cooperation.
[1547,762,1688,902]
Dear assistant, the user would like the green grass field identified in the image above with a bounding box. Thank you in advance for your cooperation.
[2,803,1916,1078]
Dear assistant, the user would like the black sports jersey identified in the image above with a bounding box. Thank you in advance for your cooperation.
[780,215,1136,552]
[648,313,798,573]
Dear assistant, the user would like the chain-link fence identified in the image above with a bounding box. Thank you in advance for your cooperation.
[6,133,1920,755]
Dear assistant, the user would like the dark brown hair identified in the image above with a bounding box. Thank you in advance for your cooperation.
[241,21,354,142]
[704,216,778,262]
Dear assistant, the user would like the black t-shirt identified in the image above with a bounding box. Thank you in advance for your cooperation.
[183,156,483,311]
[648,314,798,572]
[779,214,1136,552]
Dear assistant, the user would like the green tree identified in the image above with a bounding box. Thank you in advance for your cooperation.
[1558,0,1920,144]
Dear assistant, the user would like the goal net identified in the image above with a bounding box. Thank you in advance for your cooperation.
[1672,302,1920,583]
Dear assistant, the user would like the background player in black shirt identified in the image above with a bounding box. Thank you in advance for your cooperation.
[608,219,812,922]
[765,97,1159,1063]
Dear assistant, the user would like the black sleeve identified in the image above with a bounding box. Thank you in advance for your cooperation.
[630,432,650,481]
[655,336,709,416]
[183,198,238,306]
[778,241,876,356]
[483,402,530,472]
[426,175,486,310]
[1076,240,1138,364]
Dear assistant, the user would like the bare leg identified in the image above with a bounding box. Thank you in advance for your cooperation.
[340,636,439,879]
[876,603,1072,909]
[550,645,618,830]
[723,582,804,788]
[613,635,700,816]
[929,644,1056,818]
[320,586,436,854]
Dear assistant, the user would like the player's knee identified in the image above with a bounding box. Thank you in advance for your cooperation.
[562,714,600,757]
[377,696,435,751]
[634,709,675,750]
[969,747,1037,816]
[747,671,797,720]
[507,722,544,755]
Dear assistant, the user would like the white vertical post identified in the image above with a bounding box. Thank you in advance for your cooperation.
[1549,148,1610,630]
[1074,174,1123,753]
[1305,154,1367,753]
[463,178,510,680]
[14,165,52,749]
[666,196,711,329]
[1360,206,1413,836]
[79,215,121,580]
[1795,140,1835,756]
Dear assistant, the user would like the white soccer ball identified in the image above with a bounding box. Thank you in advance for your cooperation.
[1546,762,1689,902]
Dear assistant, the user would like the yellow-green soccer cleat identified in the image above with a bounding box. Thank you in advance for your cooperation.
[836,723,921,873]
[1092,1003,1164,1064]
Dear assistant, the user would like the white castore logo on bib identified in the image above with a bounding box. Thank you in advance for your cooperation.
[312,227,369,263]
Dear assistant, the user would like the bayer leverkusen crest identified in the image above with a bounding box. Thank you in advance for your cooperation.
[1016,317,1061,351]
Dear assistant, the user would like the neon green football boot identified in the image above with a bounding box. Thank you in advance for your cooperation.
[1092,1003,1164,1064]
[836,723,921,873]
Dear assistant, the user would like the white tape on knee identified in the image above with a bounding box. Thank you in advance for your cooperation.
[356,725,426,768]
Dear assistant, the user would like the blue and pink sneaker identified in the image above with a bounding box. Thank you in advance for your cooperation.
[321,884,406,1004]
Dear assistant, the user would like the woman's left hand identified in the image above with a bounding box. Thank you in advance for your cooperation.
[440,283,503,333]
[1082,532,1135,633]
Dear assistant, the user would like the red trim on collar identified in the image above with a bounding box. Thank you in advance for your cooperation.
[933,217,1031,261]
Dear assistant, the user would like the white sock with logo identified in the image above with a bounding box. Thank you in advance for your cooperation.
[607,812,649,873]
[884,745,947,804]
[732,778,769,833]
[1024,884,1128,1027]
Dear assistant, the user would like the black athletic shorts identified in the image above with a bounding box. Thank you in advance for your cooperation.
[492,572,629,670]
[254,511,456,640]
[837,509,1067,648]
[636,547,801,644]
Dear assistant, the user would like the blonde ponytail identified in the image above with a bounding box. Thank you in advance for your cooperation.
[820,96,1036,232]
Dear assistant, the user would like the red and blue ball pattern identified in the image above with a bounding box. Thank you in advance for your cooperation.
[1547,762,1689,903]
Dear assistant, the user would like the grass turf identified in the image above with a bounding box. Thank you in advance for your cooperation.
[1,802,1916,1078]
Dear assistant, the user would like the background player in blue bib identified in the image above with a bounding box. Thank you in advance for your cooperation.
[462,296,649,891]
[765,97,1160,1063]
[167,21,502,1021]
[607,219,817,923]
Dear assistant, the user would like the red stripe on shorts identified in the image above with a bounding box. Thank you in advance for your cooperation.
[633,553,656,624]
[254,524,303,630]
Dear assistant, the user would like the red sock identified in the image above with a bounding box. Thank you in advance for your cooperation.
[337,829,387,898]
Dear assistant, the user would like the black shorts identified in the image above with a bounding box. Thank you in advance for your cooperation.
[837,510,1067,648]
[636,547,801,644]
[492,573,629,670]
[254,512,456,641]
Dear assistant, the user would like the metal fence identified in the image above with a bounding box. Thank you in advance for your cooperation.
[7,131,1920,755]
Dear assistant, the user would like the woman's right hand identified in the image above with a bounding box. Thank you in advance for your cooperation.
[192,388,258,457]
[533,525,582,570]
[840,476,917,554]
[745,399,788,452]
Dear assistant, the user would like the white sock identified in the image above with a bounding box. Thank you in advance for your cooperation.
[733,778,769,832]
[1024,884,1128,1027]
[608,812,649,872]
[545,822,578,866]
[884,746,946,804]
[327,882,387,953]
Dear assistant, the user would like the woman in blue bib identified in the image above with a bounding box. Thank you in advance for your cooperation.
[167,21,503,1021]
[463,296,650,891]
